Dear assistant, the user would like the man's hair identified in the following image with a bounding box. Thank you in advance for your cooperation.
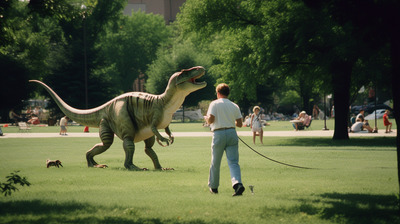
[216,83,230,97]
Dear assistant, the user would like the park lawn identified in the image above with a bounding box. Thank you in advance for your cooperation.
[0,136,398,224]
[1,118,396,133]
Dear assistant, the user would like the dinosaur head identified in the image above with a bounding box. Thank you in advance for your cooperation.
[173,66,207,93]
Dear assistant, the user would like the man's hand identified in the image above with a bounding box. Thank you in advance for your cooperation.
[204,114,215,125]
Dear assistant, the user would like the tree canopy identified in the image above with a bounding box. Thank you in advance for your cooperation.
[177,0,396,139]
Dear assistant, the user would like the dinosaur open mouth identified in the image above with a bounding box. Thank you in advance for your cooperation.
[188,71,205,85]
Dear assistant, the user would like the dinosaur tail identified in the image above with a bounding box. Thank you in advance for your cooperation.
[29,80,104,127]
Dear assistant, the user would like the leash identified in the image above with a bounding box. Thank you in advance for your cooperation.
[238,136,315,169]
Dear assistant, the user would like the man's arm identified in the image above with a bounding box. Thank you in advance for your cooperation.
[205,114,215,125]
[235,118,243,128]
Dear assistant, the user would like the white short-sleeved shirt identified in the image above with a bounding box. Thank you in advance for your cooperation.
[351,122,363,132]
[207,98,242,131]
[60,117,68,126]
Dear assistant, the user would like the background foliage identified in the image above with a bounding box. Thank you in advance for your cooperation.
[1,0,398,139]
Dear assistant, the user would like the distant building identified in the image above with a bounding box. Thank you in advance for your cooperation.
[124,0,186,24]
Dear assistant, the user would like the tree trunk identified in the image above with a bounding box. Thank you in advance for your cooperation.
[390,26,400,199]
[331,60,353,140]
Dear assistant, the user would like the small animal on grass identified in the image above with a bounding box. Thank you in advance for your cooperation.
[46,159,63,168]
[30,66,206,170]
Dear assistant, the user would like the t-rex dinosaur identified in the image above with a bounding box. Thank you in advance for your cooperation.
[30,66,206,170]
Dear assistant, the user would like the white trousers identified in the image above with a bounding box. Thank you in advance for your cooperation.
[208,128,242,189]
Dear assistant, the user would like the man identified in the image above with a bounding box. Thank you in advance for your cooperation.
[204,83,245,196]
[350,121,373,133]
[59,116,69,135]
[291,111,311,131]
[9,109,21,126]
[356,110,365,122]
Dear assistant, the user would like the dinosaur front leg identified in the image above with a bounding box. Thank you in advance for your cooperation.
[144,136,174,170]
[123,138,147,170]
[151,126,172,147]
[86,119,114,168]
[165,126,174,145]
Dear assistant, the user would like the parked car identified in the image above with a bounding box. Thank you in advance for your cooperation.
[364,109,386,120]
[173,109,203,121]
[350,103,392,114]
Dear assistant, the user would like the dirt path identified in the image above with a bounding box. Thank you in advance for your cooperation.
[1,130,396,138]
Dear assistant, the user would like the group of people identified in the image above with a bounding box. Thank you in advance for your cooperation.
[9,108,70,135]
[350,110,375,133]
[9,107,43,125]
[350,109,392,133]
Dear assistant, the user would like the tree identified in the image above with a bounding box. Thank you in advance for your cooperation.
[42,0,126,110]
[146,37,216,107]
[0,0,58,119]
[303,0,400,205]
[98,10,171,93]
[178,0,393,139]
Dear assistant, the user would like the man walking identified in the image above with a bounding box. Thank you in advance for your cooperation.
[204,83,245,196]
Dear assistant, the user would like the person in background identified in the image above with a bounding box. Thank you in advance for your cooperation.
[59,116,69,135]
[356,110,365,122]
[251,106,263,144]
[383,110,392,133]
[204,83,245,196]
[9,109,21,126]
[312,104,320,120]
[351,121,374,133]
[292,111,311,131]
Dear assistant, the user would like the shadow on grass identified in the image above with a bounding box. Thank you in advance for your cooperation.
[266,137,396,148]
[0,200,232,224]
[296,193,399,223]
[317,193,399,223]
[258,193,399,223]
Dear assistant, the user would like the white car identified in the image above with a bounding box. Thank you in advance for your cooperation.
[364,109,386,120]
[173,109,203,121]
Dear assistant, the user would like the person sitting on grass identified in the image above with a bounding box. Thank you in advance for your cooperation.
[350,120,374,133]
[291,111,311,131]
[27,115,40,125]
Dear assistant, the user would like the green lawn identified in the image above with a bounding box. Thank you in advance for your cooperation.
[0,135,398,223]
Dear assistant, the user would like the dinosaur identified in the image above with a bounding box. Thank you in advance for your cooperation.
[30,66,206,170]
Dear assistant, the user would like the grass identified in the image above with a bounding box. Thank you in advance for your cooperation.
[0,131,398,223]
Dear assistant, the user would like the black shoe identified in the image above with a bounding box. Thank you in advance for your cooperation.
[209,188,218,194]
[232,183,245,196]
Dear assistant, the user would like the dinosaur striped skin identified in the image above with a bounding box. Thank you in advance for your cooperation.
[30,66,206,170]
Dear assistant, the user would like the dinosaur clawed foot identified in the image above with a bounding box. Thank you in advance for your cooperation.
[156,137,173,147]
[93,164,108,168]
[161,167,174,171]
[125,164,148,171]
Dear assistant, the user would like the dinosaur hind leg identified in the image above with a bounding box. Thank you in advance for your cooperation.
[144,136,173,170]
[144,136,161,169]
[123,138,147,170]
[86,119,114,168]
